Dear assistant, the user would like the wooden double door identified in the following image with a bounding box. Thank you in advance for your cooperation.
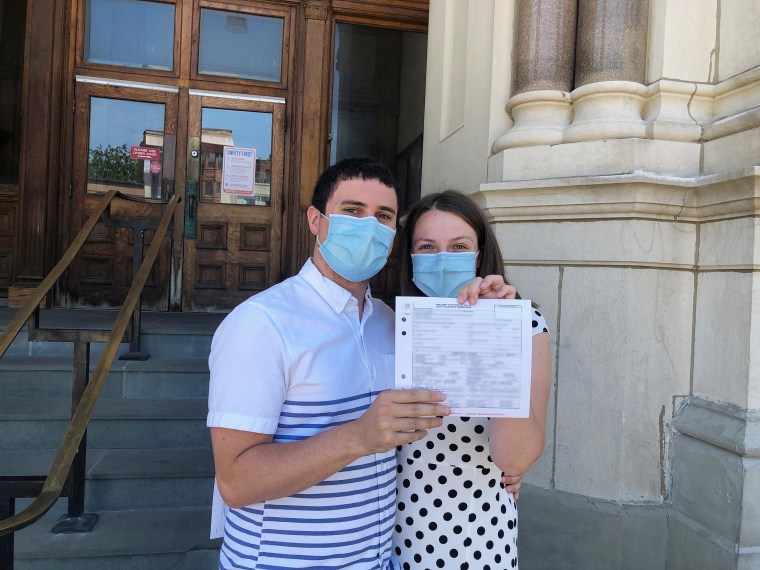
[69,80,285,311]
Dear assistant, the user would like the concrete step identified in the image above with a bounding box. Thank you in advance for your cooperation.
[0,397,210,450]
[0,308,223,359]
[13,506,220,569]
[0,356,210,399]
[3,448,214,512]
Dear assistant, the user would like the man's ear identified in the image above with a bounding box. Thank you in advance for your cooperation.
[307,206,322,236]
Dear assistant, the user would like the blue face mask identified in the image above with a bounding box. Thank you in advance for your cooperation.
[317,214,396,282]
[411,251,478,297]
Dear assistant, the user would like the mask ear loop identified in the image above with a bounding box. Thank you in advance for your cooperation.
[315,213,330,248]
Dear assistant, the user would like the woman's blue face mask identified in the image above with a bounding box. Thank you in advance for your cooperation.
[317,213,396,282]
[411,251,478,297]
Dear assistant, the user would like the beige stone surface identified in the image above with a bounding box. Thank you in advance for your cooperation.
[488,138,701,182]
[423,0,512,194]
[718,0,760,80]
[698,217,760,270]
[693,272,753,408]
[491,219,696,268]
[703,127,760,175]
[501,265,560,488]
[751,273,760,410]
[554,267,693,501]
[647,0,717,83]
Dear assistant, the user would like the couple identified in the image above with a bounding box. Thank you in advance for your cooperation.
[207,157,551,570]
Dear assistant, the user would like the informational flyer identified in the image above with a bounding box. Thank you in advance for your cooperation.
[222,146,256,196]
[395,297,533,417]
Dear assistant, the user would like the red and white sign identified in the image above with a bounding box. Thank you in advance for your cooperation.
[130,146,160,160]
[149,160,162,174]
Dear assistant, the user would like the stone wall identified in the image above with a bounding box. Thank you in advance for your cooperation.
[422,1,760,567]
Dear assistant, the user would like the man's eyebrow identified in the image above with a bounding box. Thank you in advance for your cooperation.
[339,200,397,215]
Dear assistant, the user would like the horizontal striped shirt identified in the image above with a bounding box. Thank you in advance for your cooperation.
[208,259,398,570]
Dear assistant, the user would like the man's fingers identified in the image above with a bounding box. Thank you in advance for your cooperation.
[384,388,448,405]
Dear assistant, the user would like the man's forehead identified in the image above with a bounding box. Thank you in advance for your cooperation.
[330,177,398,211]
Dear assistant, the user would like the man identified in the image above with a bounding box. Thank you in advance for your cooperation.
[207,157,450,569]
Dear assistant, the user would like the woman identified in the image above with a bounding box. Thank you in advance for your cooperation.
[393,190,552,570]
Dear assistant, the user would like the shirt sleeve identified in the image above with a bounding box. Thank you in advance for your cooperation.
[531,307,550,336]
[207,301,288,434]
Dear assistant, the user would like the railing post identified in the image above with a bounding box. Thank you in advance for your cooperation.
[129,228,145,356]
[0,498,14,570]
[51,333,98,534]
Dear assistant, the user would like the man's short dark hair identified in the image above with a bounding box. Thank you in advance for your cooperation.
[311,157,399,213]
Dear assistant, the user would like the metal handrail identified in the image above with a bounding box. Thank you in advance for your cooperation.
[0,190,118,358]
[0,193,181,535]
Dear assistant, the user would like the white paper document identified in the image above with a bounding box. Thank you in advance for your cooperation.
[395,297,533,417]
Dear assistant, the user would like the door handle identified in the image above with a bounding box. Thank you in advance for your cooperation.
[184,181,197,239]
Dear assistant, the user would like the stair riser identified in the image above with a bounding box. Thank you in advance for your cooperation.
[15,475,214,512]
[0,370,210,399]
[0,419,210,450]
[15,550,220,570]
[3,332,212,359]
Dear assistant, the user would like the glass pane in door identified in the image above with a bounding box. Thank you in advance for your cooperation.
[198,9,283,82]
[200,108,273,206]
[87,97,165,198]
[84,0,174,70]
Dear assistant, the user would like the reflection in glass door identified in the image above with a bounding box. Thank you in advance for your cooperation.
[87,97,166,199]
[199,108,273,206]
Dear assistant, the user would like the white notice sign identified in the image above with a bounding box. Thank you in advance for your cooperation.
[222,146,256,196]
[395,297,533,418]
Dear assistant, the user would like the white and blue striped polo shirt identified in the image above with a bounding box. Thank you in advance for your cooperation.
[208,259,398,570]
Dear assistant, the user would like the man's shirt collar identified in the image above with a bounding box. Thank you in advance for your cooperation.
[300,258,375,317]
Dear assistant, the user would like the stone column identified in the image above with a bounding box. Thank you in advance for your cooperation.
[564,0,650,141]
[492,0,577,152]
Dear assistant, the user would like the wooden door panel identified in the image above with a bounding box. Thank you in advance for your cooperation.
[183,96,285,311]
[67,82,177,309]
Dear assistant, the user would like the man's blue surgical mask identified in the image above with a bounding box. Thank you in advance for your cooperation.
[412,251,478,297]
[317,214,396,282]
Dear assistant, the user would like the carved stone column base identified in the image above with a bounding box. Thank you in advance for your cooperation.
[644,80,712,142]
[564,81,648,142]
[492,91,573,153]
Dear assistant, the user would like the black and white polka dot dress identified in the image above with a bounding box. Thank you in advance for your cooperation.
[393,309,549,570]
